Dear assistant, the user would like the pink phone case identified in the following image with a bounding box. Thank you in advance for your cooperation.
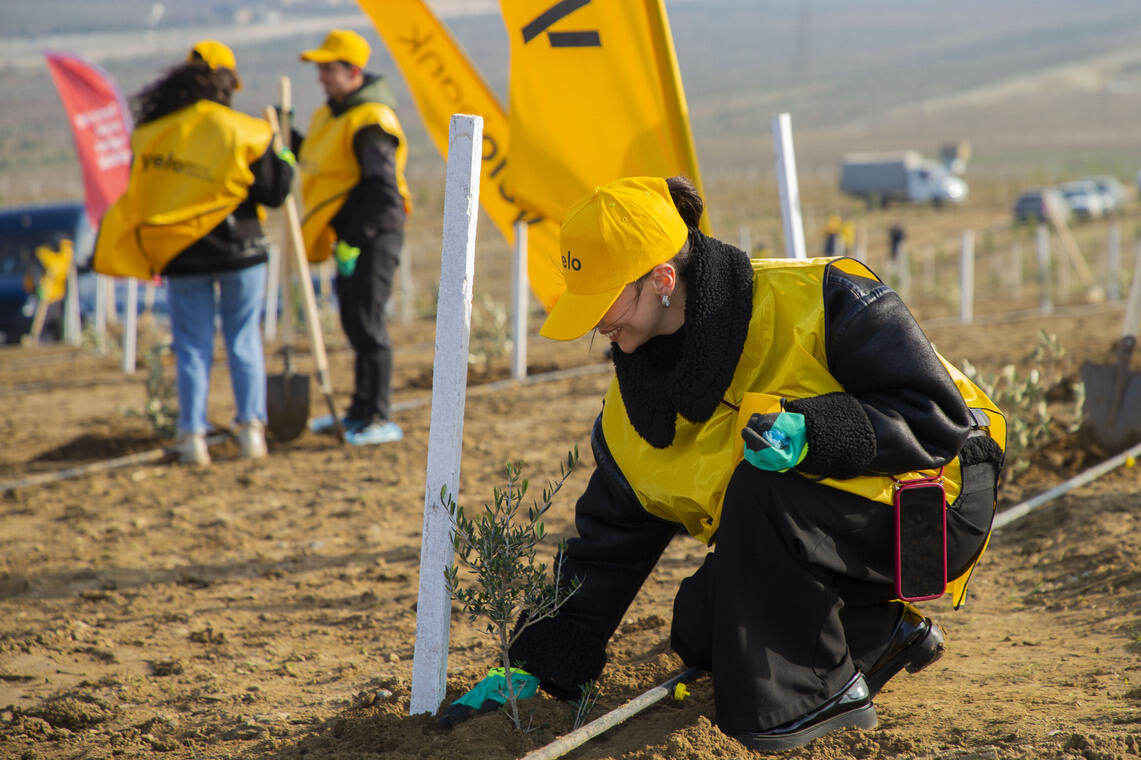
[893,479,947,602]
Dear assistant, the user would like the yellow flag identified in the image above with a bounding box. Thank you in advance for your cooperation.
[361,0,565,310]
[498,0,708,232]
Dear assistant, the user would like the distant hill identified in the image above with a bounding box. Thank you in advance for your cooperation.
[3,0,1141,203]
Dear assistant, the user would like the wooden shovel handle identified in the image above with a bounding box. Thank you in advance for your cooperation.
[265,100,344,440]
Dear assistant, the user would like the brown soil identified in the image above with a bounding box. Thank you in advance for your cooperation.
[2,306,1140,760]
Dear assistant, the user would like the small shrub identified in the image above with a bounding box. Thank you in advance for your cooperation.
[468,295,513,371]
[959,331,1083,480]
[443,448,581,730]
[142,342,177,438]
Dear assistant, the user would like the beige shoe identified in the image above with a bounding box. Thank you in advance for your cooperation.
[237,420,267,459]
[178,432,211,466]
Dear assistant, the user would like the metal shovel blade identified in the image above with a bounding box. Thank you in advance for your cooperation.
[1081,355,1141,453]
[266,371,311,442]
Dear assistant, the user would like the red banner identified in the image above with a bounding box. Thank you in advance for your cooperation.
[44,51,132,226]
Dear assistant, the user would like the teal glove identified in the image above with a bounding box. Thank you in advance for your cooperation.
[439,667,539,728]
[742,411,808,472]
[333,240,360,277]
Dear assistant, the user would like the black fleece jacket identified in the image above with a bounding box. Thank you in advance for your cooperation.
[509,231,973,700]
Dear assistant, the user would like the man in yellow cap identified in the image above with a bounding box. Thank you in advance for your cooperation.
[294,29,412,447]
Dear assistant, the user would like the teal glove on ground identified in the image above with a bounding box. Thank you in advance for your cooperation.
[333,240,360,277]
[438,667,539,728]
[742,411,808,472]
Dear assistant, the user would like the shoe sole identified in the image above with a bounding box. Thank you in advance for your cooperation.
[865,620,946,696]
[737,703,878,752]
[308,416,365,434]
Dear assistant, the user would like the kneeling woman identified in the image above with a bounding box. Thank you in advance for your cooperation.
[444,176,1005,751]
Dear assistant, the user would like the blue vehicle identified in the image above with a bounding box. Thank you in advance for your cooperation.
[0,202,95,343]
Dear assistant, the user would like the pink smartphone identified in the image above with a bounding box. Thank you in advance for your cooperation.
[893,479,947,602]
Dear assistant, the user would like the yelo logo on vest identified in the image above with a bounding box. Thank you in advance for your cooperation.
[140,152,214,182]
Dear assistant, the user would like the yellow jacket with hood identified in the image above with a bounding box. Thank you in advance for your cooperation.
[298,74,411,263]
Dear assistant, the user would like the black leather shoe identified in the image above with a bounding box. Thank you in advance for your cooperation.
[864,603,945,696]
[731,672,877,752]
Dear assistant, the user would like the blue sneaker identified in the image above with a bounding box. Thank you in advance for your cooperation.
[345,420,403,446]
[308,415,366,434]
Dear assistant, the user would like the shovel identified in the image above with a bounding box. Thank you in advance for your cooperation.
[265,78,312,442]
[264,83,345,442]
[1081,245,1141,453]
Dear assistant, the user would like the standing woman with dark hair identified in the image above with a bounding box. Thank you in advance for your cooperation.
[441,176,1007,752]
[95,42,294,465]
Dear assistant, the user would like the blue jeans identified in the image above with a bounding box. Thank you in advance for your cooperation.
[167,264,266,434]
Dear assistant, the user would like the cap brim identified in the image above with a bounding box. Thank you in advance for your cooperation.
[300,49,339,63]
[539,285,625,341]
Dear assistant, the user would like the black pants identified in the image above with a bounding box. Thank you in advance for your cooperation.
[335,230,402,422]
[671,459,997,734]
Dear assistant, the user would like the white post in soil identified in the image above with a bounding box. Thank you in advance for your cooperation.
[1107,222,1121,301]
[772,113,806,259]
[738,225,751,255]
[511,220,529,381]
[265,243,280,341]
[105,276,118,325]
[1036,223,1053,315]
[122,277,138,373]
[64,261,81,346]
[411,114,483,717]
[959,230,975,324]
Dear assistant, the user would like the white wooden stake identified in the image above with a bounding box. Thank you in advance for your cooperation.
[122,277,138,373]
[511,220,528,381]
[738,225,752,254]
[105,276,118,325]
[410,114,483,717]
[772,113,806,259]
[959,229,975,324]
[1036,223,1053,315]
[64,261,81,346]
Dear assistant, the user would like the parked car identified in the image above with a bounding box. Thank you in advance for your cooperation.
[1013,188,1069,224]
[0,202,94,343]
[1082,175,1127,215]
[1057,180,1106,220]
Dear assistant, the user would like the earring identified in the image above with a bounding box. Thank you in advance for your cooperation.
[661,294,671,308]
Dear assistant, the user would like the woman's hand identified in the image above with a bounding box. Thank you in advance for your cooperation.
[742,411,808,472]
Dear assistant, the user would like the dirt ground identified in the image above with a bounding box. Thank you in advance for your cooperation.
[2,300,1141,760]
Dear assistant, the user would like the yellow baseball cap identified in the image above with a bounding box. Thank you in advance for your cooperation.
[188,40,242,90]
[300,29,370,68]
[540,177,689,342]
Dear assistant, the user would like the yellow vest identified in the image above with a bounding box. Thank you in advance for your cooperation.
[93,101,273,280]
[299,101,411,263]
[601,257,1006,605]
